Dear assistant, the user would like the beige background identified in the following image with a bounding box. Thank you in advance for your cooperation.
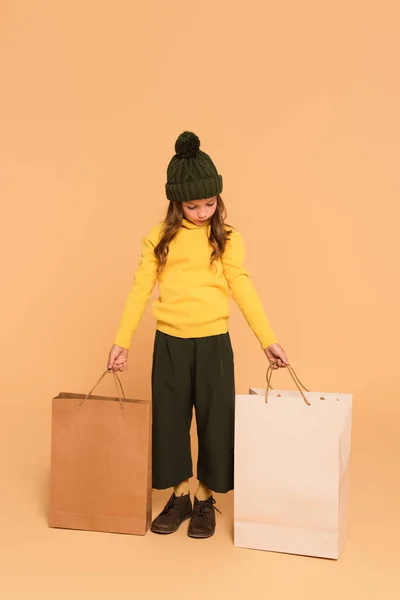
[1,1,399,598]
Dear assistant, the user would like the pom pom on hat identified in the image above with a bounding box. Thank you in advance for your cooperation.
[175,131,201,158]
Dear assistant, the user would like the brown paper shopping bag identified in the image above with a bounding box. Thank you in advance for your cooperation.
[234,365,352,559]
[49,371,152,535]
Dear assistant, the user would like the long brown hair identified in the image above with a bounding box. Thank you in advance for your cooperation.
[154,194,232,273]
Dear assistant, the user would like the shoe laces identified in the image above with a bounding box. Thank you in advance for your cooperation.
[194,497,222,519]
[161,494,181,515]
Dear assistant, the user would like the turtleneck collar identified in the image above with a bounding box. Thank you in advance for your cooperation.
[181,218,210,230]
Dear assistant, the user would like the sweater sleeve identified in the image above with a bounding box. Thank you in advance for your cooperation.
[221,230,277,349]
[114,228,159,349]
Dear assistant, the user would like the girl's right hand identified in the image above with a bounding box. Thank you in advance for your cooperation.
[107,345,129,372]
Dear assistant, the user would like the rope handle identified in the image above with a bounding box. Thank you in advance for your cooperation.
[79,370,126,409]
[265,363,311,406]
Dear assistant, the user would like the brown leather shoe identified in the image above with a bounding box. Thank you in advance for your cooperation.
[187,496,221,539]
[150,493,192,534]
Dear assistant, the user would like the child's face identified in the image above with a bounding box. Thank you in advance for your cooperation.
[182,196,218,226]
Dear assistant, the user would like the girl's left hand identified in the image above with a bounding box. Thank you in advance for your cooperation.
[264,343,289,369]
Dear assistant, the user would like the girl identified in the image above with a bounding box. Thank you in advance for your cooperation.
[107,131,289,539]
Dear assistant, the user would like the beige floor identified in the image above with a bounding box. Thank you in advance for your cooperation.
[1,400,398,600]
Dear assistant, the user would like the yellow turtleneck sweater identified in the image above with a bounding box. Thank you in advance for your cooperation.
[114,219,277,350]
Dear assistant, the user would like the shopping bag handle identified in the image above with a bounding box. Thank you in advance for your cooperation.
[79,371,126,409]
[266,364,311,406]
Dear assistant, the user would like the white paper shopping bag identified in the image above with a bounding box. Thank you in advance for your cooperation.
[234,365,352,559]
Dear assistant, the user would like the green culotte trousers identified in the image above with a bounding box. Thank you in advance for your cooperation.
[151,331,235,494]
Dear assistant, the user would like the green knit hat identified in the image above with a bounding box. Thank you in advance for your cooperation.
[165,131,223,203]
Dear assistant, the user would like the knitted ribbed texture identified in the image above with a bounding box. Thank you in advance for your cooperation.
[165,132,223,202]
